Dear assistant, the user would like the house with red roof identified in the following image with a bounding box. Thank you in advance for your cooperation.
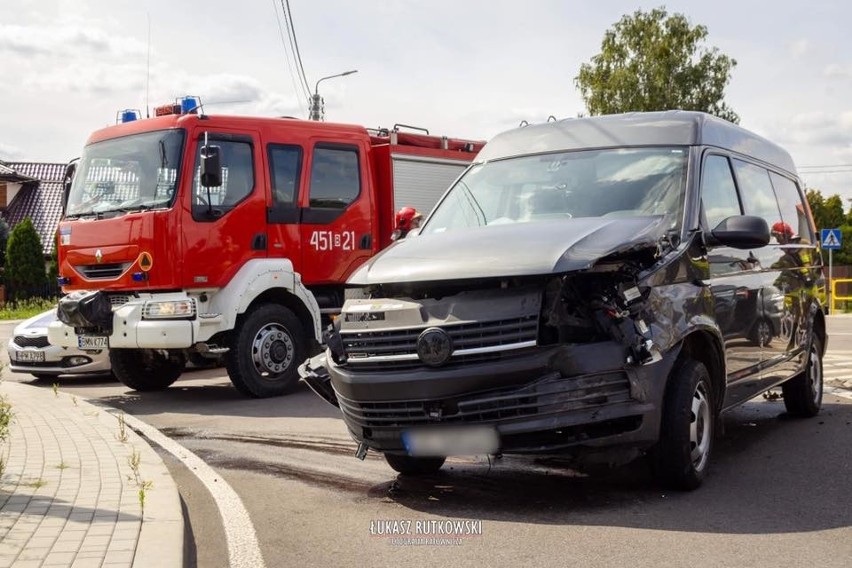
[0,161,67,256]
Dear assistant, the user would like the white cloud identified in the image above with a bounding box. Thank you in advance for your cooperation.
[789,38,810,58]
[824,63,852,79]
[0,23,147,59]
[0,143,25,161]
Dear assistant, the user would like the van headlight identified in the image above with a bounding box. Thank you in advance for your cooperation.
[143,299,196,319]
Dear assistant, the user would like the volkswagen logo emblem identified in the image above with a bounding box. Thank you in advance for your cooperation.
[95,249,103,264]
[416,327,453,367]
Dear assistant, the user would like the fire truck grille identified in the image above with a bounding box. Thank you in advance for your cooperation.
[341,315,539,368]
[13,336,50,348]
[74,263,131,280]
[106,294,133,308]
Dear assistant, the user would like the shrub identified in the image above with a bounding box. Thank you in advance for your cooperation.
[5,218,46,300]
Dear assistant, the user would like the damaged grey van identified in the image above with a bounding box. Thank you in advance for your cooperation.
[301,111,826,490]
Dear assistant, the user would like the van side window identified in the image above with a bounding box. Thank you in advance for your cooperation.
[732,160,783,243]
[309,146,360,209]
[701,155,741,229]
[192,139,254,219]
[268,145,302,207]
[769,172,812,244]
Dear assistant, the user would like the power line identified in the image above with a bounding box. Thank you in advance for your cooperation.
[282,0,311,101]
[271,0,305,115]
[799,163,852,170]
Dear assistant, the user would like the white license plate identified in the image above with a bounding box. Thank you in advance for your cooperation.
[78,335,108,350]
[17,350,45,363]
[402,426,499,457]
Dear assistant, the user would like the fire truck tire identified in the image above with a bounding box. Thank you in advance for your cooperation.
[226,303,306,398]
[110,349,184,391]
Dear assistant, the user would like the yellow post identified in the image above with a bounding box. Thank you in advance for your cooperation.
[832,278,852,314]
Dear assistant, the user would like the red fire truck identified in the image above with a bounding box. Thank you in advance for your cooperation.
[48,99,483,397]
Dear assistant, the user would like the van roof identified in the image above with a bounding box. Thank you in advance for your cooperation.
[477,110,797,175]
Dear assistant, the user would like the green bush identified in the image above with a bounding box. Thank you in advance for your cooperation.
[0,218,9,267]
[5,218,46,300]
[0,297,57,320]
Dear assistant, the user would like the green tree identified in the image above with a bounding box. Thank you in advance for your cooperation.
[806,189,827,230]
[822,194,845,229]
[0,217,9,268]
[5,218,47,300]
[575,7,739,123]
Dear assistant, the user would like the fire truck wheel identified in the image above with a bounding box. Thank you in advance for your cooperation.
[226,304,306,398]
[110,349,185,391]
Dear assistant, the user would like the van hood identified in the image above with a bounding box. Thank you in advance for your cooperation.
[349,216,668,285]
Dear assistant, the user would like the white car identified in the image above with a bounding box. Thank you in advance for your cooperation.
[7,309,112,380]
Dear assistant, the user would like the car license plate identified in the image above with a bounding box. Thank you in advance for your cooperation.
[17,350,46,363]
[402,426,499,457]
[78,335,108,350]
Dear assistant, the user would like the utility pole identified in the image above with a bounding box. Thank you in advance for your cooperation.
[309,70,358,121]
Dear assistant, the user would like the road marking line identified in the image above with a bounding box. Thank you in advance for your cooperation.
[113,410,266,568]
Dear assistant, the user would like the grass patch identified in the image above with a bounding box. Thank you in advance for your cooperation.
[0,297,58,320]
[23,478,48,489]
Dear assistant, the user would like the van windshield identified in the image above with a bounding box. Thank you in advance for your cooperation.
[65,129,186,218]
[422,147,688,235]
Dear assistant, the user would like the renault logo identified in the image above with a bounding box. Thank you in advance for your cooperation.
[95,249,103,264]
[416,327,453,367]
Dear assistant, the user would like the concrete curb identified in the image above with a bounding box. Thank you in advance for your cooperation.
[90,408,185,568]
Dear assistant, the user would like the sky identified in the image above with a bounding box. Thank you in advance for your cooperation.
[2,0,852,207]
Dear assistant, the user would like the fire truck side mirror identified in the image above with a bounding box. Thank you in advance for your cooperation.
[200,145,222,187]
[62,160,77,214]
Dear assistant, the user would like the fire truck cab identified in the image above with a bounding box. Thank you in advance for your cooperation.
[48,102,483,397]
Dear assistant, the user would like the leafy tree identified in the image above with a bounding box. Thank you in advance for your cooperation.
[806,189,827,231]
[822,194,846,229]
[0,217,9,268]
[575,7,739,123]
[5,218,47,300]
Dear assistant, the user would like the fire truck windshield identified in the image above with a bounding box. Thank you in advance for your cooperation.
[65,129,186,218]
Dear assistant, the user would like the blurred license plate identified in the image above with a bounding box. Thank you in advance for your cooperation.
[402,426,499,457]
[78,335,108,350]
[17,350,45,363]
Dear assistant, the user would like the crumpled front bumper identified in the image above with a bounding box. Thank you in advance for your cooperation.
[307,341,678,456]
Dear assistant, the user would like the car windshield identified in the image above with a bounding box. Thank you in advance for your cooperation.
[66,129,186,217]
[422,147,688,235]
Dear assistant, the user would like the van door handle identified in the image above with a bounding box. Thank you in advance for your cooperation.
[360,234,372,250]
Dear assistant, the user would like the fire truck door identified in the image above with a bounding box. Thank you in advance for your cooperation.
[182,130,268,288]
[297,143,374,285]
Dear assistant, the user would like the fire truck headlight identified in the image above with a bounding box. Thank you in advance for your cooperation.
[143,299,196,319]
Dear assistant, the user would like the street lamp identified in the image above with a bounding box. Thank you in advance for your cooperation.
[309,70,358,121]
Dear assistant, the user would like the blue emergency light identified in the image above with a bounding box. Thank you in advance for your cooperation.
[117,109,142,124]
[180,96,202,114]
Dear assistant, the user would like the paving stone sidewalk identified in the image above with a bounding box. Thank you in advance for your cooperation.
[0,381,183,568]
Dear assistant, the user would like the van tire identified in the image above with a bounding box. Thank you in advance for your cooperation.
[110,348,184,391]
[782,336,823,417]
[653,359,714,490]
[226,304,306,398]
[384,454,446,475]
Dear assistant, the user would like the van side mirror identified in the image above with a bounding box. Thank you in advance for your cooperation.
[707,215,770,249]
[200,145,222,187]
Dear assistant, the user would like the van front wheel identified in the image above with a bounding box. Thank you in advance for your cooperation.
[653,359,715,490]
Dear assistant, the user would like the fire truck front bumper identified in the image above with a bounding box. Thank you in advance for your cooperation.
[48,291,199,350]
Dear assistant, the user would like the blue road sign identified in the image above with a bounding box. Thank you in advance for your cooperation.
[821,228,842,250]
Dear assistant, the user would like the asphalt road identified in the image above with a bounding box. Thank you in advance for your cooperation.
[3,318,852,567]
